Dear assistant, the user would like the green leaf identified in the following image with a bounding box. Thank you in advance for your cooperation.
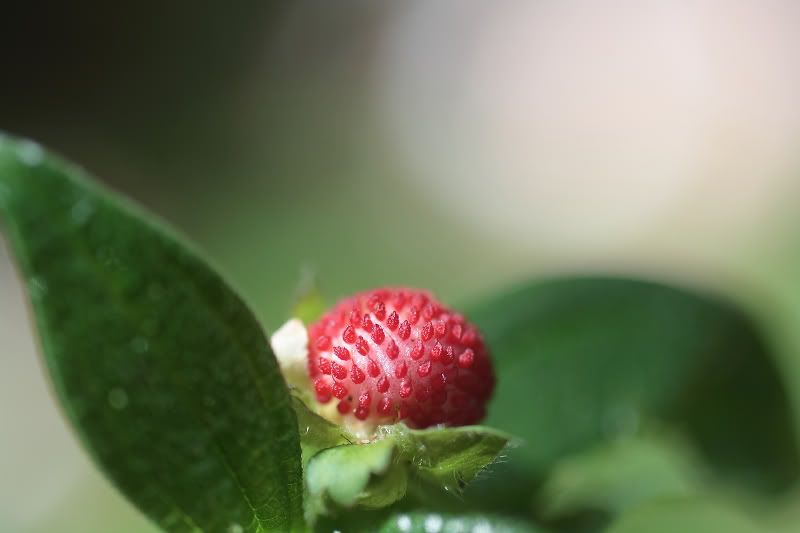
[306,438,406,516]
[537,431,703,519]
[0,134,305,532]
[376,511,544,533]
[303,424,509,521]
[465,278,798,511]
[387,425,511,494]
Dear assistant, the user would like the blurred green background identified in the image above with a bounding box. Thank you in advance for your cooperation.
[2,1,800,531]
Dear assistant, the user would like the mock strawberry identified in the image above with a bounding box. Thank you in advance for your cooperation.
[307,288,494,433]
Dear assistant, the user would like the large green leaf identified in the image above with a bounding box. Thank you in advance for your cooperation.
[465,278,798,512]
[0,134,304,532]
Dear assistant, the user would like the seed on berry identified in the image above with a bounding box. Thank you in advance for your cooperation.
[417,360,432,377]
[394,361,408,378]
[351,364,366,384]
[386,339,399,359]
[399,379,413,398]
[367,358,380,377]
[371,325,385,345]
[333,346,350,361]
[333,382,348,399]
[374,302,386,321]
[361,314,373,332]
[442,345,455,365]
[421,322,434,341]
[377,397,393,416]
[386,310,399,330]
[450,323,463,342]
[318,357,331,375]
[430,342,443,362]
[355,336,370,355]
[314,379,331,402]
[398,320,411,340]
[331,361,347,380]
[316,335,332,350]
[458,348,475,368]
[410,339,424,360]
[358,390,371,409]
[377,375,390,393]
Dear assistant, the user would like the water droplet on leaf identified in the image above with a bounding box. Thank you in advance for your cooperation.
[70,197,95,225]
[130,337,149,354]
[17,140,43,166]
[108,388,129,410]
[28,277,48,300]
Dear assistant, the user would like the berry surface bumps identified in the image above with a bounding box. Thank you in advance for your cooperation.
[307,288,495,430]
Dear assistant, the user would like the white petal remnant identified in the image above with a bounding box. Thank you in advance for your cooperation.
[270,318,310,389]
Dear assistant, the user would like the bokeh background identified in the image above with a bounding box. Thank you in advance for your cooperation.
[3,1,800,531]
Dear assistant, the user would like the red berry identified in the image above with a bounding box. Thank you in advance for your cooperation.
[306,288,495,431]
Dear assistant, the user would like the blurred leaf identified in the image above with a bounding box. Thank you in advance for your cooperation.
[465,278,798,512]
[291,268,327,325]
[0,134,305,532]
[606,497,763,533]
[537,431,703,519]
[376,511,544,532]
[294,292,327,325]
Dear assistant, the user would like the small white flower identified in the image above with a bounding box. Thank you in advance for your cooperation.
[270,318,309,388]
